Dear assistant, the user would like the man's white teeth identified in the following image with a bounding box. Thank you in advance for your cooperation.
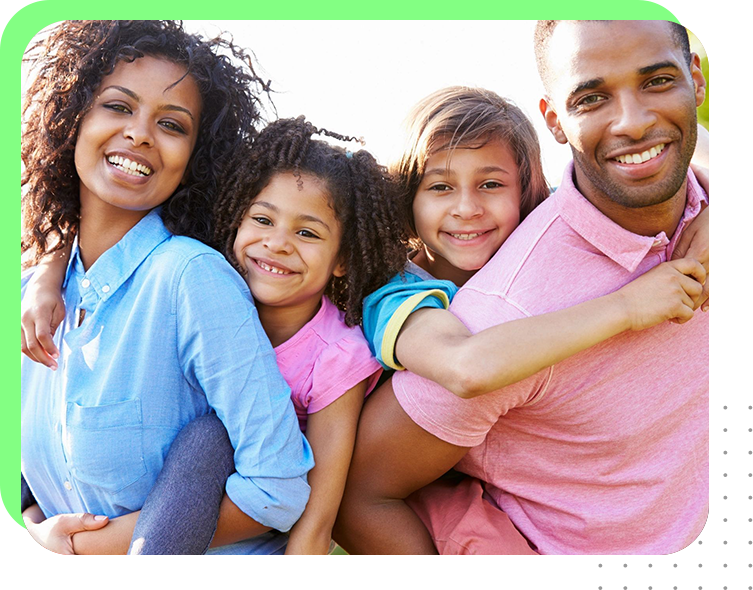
[107,155,152,176]
[614,143,665,165]
[257,260,291,275]
[450,232,484,241]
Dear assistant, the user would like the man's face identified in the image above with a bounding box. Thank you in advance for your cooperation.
[540,21,706,209]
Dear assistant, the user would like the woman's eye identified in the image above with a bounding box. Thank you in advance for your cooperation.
[159,120,187,134]
[103,103,130,114]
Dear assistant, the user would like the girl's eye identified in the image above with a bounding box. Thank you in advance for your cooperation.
[297,229,320,239]
[159,120,187,134]
[103,103,131,114]
[428,183,452,192]
[480,181,504,189]
[252,216,272,226]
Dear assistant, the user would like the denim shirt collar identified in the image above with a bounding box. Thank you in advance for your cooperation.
[63,207,172,302]
[555,161,707,273]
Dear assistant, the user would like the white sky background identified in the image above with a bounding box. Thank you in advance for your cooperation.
[185,20,571,184]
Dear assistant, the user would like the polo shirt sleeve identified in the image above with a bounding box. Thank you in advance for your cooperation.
[175,253,314,532]
[362,273,458,371]
[392,286,551,448]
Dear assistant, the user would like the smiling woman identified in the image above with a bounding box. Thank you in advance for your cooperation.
[20,20,313,556]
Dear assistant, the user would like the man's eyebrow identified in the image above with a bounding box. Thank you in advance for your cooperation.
[568,78,605,102]
[100,85,195,120]
[638,61,681,76]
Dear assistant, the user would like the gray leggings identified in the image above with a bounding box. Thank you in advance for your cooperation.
[21,413,234,554]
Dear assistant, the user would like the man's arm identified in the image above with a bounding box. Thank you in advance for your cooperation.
[333,378,468,554]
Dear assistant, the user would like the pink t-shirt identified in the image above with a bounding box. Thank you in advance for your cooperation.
[275,297,382,433]
[393,164,709,555]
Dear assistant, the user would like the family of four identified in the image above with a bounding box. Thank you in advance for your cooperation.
[20,19,709,555]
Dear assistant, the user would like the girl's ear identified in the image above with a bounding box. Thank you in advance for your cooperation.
[333,258,347,278]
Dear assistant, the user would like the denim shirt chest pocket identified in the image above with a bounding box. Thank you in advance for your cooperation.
[64,398,147,494]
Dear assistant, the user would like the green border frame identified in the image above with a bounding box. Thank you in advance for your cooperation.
[5,0,753,590]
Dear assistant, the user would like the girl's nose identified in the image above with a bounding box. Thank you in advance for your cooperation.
[451,188,484,219]
[263,230,293,255]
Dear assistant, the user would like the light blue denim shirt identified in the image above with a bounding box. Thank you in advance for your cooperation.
[21,209,313,553]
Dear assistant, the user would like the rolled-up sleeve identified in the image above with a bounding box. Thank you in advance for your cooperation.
[175,253,314,532]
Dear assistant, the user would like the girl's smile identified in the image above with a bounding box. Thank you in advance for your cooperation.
[411,140,521,286]
[75,56,201,222]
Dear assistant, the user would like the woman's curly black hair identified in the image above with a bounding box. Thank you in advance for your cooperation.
[213,116,408,327]
[22,20,272,266]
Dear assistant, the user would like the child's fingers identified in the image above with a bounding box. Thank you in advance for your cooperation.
[669,258,707,287]
[22,324,57,369]
[37,328,60,364]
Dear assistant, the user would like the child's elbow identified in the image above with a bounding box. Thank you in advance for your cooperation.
[447,364,489,399]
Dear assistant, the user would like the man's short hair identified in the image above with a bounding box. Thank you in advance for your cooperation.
[533,20,692,94]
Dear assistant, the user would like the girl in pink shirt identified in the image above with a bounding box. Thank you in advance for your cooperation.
[21,116,407,554]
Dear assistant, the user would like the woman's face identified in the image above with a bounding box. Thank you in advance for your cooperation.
[74,56,202,220]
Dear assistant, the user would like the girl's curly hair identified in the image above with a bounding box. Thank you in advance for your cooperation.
[213,116,408,326]
[22,20,272,266]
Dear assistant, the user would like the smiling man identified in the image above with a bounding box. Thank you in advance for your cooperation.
[336,20,709,555]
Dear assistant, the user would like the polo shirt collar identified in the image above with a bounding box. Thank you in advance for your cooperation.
[555,161,706,273]
[63,207,172,301]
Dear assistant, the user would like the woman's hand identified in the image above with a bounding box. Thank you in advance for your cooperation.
[24,511,109,555]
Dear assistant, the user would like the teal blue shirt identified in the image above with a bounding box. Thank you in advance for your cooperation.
[361,260,458,371]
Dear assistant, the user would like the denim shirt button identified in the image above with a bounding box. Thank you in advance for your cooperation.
[102,285,110,293]
[81,279,90,288]
[63,480,72,491]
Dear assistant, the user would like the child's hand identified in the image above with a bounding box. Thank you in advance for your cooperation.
[616,259,706,332]
[21,281,66,370]
[671,201,709,312]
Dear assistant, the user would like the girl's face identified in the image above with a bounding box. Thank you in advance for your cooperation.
[75,56,201,220]
[233,172,346,310]
[412,140,521,285]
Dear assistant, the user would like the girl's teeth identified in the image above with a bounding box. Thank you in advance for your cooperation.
[107,156,152,176]
[451,232,483,240]
[258,261,290,275]
[615,143,665,165]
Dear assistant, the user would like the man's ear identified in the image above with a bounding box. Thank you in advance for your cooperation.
[540,97,568,145]
[690,53,707,108]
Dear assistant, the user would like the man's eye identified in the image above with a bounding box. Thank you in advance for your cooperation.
[646,76,672,88]
[578,94,606,107]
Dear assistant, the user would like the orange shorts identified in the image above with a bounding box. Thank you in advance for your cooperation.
[405,475,538,555]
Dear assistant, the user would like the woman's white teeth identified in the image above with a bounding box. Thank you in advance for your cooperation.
[450,232,483,240]
[615,143,665,165]
[107,155,152,176]
[257,260,290,274]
